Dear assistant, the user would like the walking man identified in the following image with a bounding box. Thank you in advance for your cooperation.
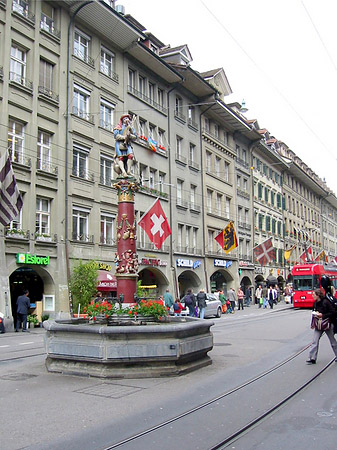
[16,289,30,332]
[163,288,174,312]
[256,284,262,308]
[228,287,236,312]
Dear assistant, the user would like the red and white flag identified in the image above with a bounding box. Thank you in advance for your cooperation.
[0,152,23,226]
[138,199,171,249]
[299,247,313,263]
[253,238,276,266]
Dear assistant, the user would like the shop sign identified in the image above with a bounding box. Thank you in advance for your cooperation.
[17,253,50,266]
[139,257,167,267]
[255,267,264,274]
[214,259,232,269]
[98,262,112,271]
[193,260,201,269]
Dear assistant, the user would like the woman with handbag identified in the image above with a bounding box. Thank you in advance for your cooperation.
[306,289,337,364]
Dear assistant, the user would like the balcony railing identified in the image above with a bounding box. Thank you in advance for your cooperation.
[99,119,114,132]
[238,222,252,231]
[36,159,58,175]
[35,233,57,243]
[189,202,201,212]
[175,153,187,165]
[127,85,167,114]
[71,233,94,243]
[72,106,94,123]
[71,167,94,182]
[73,48,95,68]
[137,242,169,252]
[100,64,119,83]
[188,159,200,170]
[176,198,188,209]
[40,14,60,38]
[5,228,29,239]
[12,154,31,167]
[174,109,186,122]
[100,236,116,245]
[236,157,250,169]
[12,0,35,22]
[188,118,198,130]
[9,72,33,90]
[38,86,59,102]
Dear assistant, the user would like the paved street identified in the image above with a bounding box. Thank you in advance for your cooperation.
[2,302,336,449]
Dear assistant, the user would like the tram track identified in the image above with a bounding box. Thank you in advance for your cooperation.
[100,343,318,450]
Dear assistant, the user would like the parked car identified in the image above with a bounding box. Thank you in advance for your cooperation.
[181,293,222,318]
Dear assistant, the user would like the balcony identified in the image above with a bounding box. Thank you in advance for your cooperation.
[237,188,250,200]
[40,14,60,39]
[5,228,29,240]
[73,48,95,68]
[100,236,116,246]
[35,233,57,244]
[176,198,188,209]
[99,119,114,132]
[174,109,186,123]
[100,64,119,83]
[188,159,200,171]
[139,185,168,199]
[238,222,251,231]
[127,85,167,114]
[38,86,59,103]
[71,233,94,243]
[72,106,94,124]
[12,154,31,168]
[189,202,201,213]
[71,167,94,182]
[36,159,58,176]
[175,153,187,165]
[12,0,35,23]
[9,72,33,91]
[236,157,249,169]
[188,118,198,131]
[137,242,169,252]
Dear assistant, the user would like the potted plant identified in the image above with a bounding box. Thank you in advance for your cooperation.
[27,314,39,328]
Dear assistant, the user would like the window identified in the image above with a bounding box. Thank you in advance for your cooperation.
[216,193,222,214]
[188,105,195,123]
[100,155,114,186]
[190,185,196,208]
[214,123,219,139]
[175,96,183,115]
[271,191,275,205]
[100,47,116,81]
[242,149,247,163]
[139,119,146,137]
[264,187,269,202]
[100,212,115,245]
[72,145,89,179]
[8,119,24,164]
[193,228,197,250]
[74,29,90,64]
[259,214,263,230]
[100,98,115,131]
[157,88,164,108]
[37,130,52,171]
[128,68,136,89]
[186,226,190,250]
[224,161,229,182]
[138,75,146,97]
[237,175,241,188]
[266,216,271,232]
[148,82,155,103]
[215,156,221,177]
[149,169,155,188]
[73,84,90,121]
[40,2,56,34]
[243,178,248,191]
[72,207,89,241]
[204,117,210,132]
[189,143,196,164]
[13,0,29,17]
[238,207,243,223]
[225,197,230,218]
[176,136,182,158]
[177,180,183,205]
[39,59,53,95]
[207,190,212,213]
[206,152,211,172]
[178,224,183,249]
[10,45,26,85]
[258,183,262,199]
[272,218,276,234]
[36,197,50,235]
[277,193,281,209]
[158,129,165,147]
[208,230,213,252]
[149,124,155,139]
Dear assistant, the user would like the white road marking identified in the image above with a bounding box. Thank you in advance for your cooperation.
[19,342,34,345]
[0,345,10,348]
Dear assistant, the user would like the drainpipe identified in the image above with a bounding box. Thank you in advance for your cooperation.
[199,101,216,293]
[65,1,93,313]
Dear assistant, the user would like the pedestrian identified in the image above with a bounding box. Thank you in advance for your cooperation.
[184,289,196,317]
[219,290,227,313]
[268,286,276,309]
[262,285,268,309]
[173,298,184,316]
[228,287,236,312]
[306,289,337,364]
[237,287,245,310]
[255,284,262,308]
[284,284,291,304]
[196,289,207,319]
[163,288,174,312]
[16,289,30,332]
[94,292,103,304]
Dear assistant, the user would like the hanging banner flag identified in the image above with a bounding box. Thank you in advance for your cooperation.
[299,247,313,263]
[314,250,328,263]
[253,238,276,265]
[215,221,238,254]
[138,199,171,250]
[147,137,158,152]
[0,151,23,226]
[284,244,296,261]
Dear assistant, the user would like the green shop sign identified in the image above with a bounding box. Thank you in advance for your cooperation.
[17,253,50,266]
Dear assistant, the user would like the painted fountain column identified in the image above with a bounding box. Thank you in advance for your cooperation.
[113,178,139,303]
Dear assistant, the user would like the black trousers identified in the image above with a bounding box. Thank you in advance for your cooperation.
[16,313,27,331]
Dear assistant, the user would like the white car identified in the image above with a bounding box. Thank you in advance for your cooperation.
[181,293,222,318]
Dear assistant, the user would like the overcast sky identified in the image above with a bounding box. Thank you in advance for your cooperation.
[121,0,337,195]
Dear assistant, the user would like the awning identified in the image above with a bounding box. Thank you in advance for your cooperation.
[97,271,117,291]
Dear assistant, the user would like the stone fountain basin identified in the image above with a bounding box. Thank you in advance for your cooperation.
[44,317,214,378]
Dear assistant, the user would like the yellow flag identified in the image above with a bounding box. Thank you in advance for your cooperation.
[284,244,296,261]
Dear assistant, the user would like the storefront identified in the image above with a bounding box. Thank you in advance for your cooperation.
[138,255,170,297]
[176,258,204,298]
[209,259,235,296]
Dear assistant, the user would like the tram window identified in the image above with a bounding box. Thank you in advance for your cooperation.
[293,276,313,291]
[313,275,320,289]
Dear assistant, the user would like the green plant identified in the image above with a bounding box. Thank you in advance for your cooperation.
[69,260,98,314]
[41,314,50,322]
[27,314,39,325]
[6,228,26,236]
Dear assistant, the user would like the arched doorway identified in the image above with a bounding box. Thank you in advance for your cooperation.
[178,270,201,298]
[210,269,233,296]
[10,267,44,325]
[138,267,169,297]
[240,275,251,291]
[255,274,264,287]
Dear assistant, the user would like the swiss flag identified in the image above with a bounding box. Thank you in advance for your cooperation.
[299,247,313,263]
[138,199,171,249]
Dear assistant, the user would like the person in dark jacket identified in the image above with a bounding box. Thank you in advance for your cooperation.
[16,290,30,332]
[196,289,207,319]
[306,289,337,364]
[184,289,196,317]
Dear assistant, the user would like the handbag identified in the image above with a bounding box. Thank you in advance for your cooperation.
[311,315,331,331]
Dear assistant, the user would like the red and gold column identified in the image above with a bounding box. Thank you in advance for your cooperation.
[113,178,139,303]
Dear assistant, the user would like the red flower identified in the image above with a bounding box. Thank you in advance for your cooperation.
[128,310,132,315]
[93,317,96,321]
[106,314,109,319]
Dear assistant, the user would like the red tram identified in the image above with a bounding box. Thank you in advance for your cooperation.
[292,263,337,308]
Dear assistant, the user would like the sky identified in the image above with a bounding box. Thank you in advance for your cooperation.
[121,0,337,195]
